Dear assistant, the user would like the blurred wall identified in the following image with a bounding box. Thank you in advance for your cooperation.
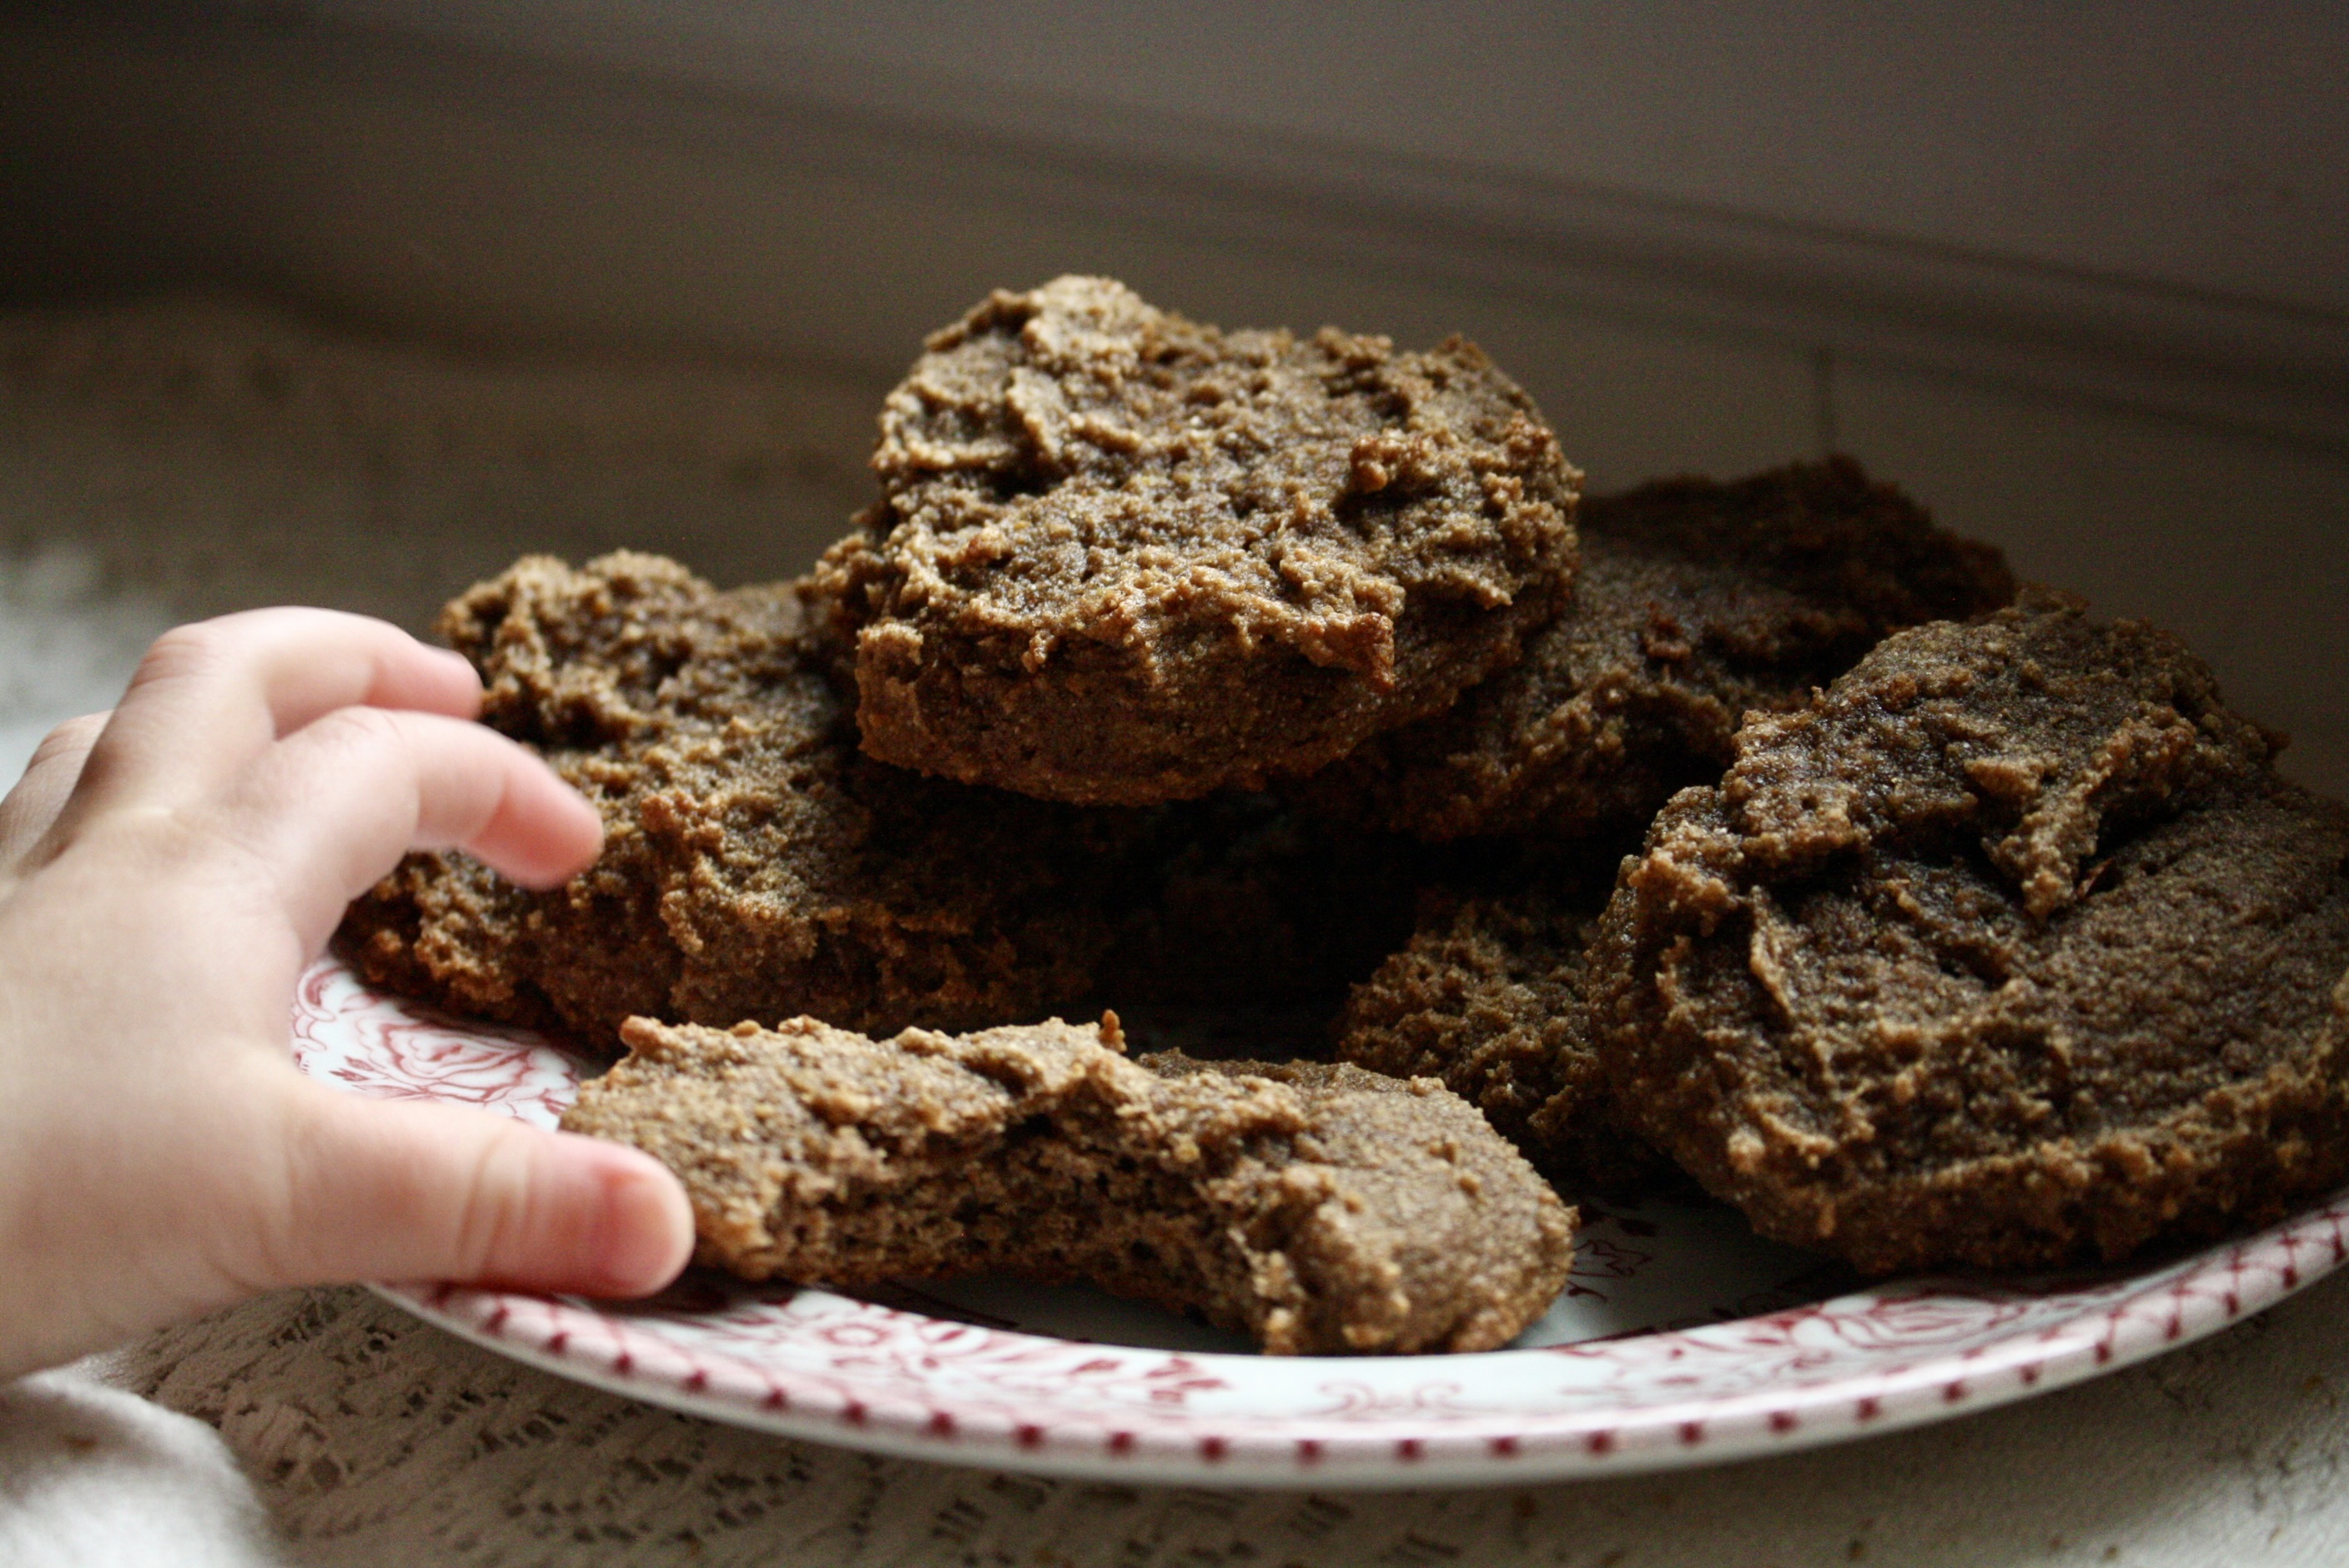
[0,3,2344,788]
[5,5,2341,451]
[319,0,2349,315]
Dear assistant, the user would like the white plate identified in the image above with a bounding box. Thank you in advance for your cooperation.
[294,955,2349,1489]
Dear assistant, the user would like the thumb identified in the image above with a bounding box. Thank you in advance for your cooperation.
[268,1081,695,1297]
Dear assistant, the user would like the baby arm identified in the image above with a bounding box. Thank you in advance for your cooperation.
[0,609,692,1380]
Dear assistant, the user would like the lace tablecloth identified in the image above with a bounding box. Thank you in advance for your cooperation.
[5,296,2347,1566]
[1,1273,2345,1566]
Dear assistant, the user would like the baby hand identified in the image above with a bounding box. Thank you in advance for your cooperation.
[0,609,693,1380]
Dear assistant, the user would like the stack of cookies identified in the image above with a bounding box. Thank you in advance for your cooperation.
[342,277,2349,1351]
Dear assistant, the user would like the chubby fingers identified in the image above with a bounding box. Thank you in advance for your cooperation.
[226,706,603,947]
[264,1079,693,1298]
[0,712,108,872]
[52,610,482,834]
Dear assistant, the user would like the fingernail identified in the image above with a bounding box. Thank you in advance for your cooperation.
[431,647,484,705]
[582,1152,693,1297]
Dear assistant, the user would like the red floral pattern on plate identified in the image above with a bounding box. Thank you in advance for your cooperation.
[292,955,2349,1487]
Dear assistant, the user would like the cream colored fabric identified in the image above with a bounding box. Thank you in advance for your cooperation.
[5,294,2346,1566]
[0,1368,283,1568]
[0,1274,2341,1567]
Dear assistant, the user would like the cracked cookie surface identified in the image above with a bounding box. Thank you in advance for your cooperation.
[1335,883,1675,1197]
[337,551,1132,1048]
[1304,459,2014,845]
[563,1014,1577,1354]
[1589,591,2349,1273]
[803,275,1580,805]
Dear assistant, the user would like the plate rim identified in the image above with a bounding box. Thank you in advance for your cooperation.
[363,1195,2348,1489]
[303,955,2349,1488]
